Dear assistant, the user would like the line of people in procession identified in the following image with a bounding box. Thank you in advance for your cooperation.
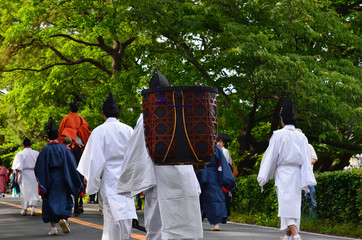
[0,84,317,240]
[1,88,238,239]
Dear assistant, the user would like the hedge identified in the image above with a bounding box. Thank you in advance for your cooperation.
[232,174,278,218]
[315,169,361,224]
[232,169,361,224]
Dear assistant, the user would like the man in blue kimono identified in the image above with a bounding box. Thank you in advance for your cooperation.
[196,145,237,231]
[35,117,84,236]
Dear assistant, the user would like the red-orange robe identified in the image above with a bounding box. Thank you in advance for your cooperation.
[58,112,91,146]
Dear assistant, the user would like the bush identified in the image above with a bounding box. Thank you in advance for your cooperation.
[315,169,361,224]
[232,174,278,218]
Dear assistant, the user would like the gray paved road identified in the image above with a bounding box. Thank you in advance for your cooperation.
[0,195,359,240]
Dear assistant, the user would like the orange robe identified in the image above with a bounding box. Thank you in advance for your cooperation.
[58,112,91,146]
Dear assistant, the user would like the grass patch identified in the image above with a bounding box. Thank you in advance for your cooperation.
[229,212,361,239]
[301,218,361,239]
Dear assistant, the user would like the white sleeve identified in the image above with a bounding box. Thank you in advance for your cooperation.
[12,152,23,171]
[117,115,156,196]
[309,144,318,160]
[222,148,233,166]
[301,139,317,191]
[77,128,106,195]
[257,133,278,187]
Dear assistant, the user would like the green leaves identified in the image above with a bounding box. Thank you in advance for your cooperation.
[233,174,278,217]
[0,0,360,172]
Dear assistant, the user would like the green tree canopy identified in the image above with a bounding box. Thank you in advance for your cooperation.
[0,0,361,173]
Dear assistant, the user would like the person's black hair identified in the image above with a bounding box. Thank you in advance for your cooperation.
[23,138,31,147]
[216,136,228,148]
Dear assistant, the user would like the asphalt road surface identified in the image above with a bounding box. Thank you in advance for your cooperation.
[0,195,359,240]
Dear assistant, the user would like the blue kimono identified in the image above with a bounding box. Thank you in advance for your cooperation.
[34,141,84,223]
[196,145,237,225]
[10,173,20,196]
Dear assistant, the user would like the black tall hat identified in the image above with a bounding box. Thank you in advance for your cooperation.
[102,92,119,118]
[69,101,79,113]
[74,95,82,102]
[47,117,59,140]
[149,68,170,88]
[280,100,296,124]
[23,137,31,147]
[69,95,82,113]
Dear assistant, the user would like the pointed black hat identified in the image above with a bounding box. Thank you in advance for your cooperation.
[280,100,296,124]
[23,137,31,147]
[47,117,59,140]
[69,101,79,113]
[102,92,119,118]
[69,95,82,113]
[149,68,170,88]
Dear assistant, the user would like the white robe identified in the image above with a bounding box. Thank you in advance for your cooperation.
[77,117,137,240]
[221,147,232,166]
[257,125,317,230]
[118,114,203,240]
[12,148,40,209]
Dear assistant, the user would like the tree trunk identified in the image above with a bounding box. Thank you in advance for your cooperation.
[330,153,352,171]
[316,155,334,172]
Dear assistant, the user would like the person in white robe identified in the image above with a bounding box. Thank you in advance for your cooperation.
[77,92,137,240]
[217,138,232,167]
[117,114,203,240]
[257,100,316,240]
[13,138,40,216]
